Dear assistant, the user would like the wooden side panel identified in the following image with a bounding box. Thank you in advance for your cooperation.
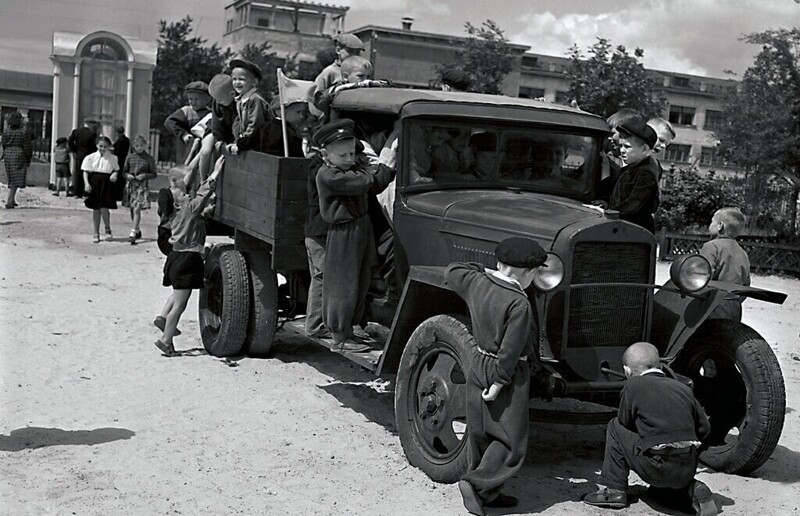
[213,151,311,271]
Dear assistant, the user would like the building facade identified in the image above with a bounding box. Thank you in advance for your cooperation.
[350,23,739,176]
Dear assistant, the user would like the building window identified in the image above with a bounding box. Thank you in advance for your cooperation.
[519,87,545,99]
[672,76,690,88]
[257,18,271,27]
[665,144,692,163]
[668,105,695,126]
[700,147,727,168]
[704,109,724,131]
[554,90,570,104]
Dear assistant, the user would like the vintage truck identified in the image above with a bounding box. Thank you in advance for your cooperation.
[197,88,787,483]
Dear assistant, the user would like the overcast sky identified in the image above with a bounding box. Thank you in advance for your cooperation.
[340,0,799,78]
[1,0,797,78]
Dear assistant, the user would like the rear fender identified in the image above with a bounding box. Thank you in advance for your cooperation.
[376,266,467,375]
[652,280,786,360]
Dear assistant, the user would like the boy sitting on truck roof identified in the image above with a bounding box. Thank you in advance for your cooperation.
[314,119,396,351]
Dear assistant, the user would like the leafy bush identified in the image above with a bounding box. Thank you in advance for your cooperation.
[656,168,742,232]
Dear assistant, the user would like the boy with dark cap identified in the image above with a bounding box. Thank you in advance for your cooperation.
[607,119,660,233]
[165,81,211,162]
[227,58,269,155]
[445,237,549,516]
[440,68,471,92]
[583,342,717,516]
[314,118,395,351]
[196,73,237,181]
[314,33,365,95]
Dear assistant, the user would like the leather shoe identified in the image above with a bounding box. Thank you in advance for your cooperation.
[458,480,485,516]
[485,493,518,508]
[583,487,627,509]
[691,481,717,516]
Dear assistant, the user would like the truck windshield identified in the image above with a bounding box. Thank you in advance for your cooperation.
[405,119,599,197]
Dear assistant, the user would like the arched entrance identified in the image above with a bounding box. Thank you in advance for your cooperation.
[78,36,130,137]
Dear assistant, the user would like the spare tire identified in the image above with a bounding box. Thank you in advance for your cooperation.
[198,244,250,357]
[244,251,279,357]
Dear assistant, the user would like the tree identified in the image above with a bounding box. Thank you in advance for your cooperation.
[438,20,514,94]
[656,166,742,232]
[566,38,664,119]
[715,28,800,235]
[150,16,233,130]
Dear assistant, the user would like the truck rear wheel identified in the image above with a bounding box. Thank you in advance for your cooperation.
[673,319,785,474]
[395,315,471,484]
[244,252,278,357]
[199,244,250,357]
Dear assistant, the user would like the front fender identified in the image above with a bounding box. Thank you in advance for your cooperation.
[652,280,786,360]
[376,266,467,375]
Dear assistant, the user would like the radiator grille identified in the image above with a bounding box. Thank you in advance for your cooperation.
[565,242,651,348]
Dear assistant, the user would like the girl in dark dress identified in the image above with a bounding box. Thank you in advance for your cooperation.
[82,135,120,242]
[1,111,33,209]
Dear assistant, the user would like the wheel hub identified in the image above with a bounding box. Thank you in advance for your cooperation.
[418,379,447,427]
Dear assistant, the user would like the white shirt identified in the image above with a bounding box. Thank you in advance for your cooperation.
[81,151,119,174]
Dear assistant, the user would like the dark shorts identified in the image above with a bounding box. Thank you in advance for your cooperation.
[163,251,205,290]
[56,163,71,178]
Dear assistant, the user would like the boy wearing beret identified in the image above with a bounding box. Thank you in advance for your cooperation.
[583,342,716,516]
[607,120,660,233]
[164,81,211,163]
[314,118,395,351]
[445,237,549,516]
[197,73,237,181]
[227,58,269,156]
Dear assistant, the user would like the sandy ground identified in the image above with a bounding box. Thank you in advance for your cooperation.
[1,185,799,515]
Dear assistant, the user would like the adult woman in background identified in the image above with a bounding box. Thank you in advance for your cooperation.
[82,135,120,242]
[1,111,33,209]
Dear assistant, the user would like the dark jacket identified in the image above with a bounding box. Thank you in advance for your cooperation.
[316,162,394,225]
[445,262,535,386]
[609,157,659,233]
[68,126,97,160]
[619,371,710,451]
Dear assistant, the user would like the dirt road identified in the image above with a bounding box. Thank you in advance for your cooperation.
[2,186,799,515]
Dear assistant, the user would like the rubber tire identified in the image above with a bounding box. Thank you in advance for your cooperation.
[244,251,279,357]
[672,319,786,475]
[395,314,472,484]
[198,244,250,357]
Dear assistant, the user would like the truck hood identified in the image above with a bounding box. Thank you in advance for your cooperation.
[410,190,602,244]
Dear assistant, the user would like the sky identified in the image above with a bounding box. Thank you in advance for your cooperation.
[0,0,797,78]
[339,0,799,78]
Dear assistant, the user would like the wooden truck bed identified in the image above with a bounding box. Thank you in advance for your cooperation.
[213,151,311,270]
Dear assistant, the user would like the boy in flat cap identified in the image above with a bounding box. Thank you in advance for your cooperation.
[314,118,395,351]
[314,33,365,94]
[583,342,716,516]
[607,120,660,233]
[440,68,471,92]
[445,237,549,516]
[165,81,211,163]
[227,58,270,156]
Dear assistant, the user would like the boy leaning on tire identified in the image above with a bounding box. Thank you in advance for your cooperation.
[444,237,549,516]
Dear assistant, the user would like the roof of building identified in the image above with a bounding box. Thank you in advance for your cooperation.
[350,25,531,52]
[0,70,52,94]
[226,0,348,13]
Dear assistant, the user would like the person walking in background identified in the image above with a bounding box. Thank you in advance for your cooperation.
[82,135,120,243]
[122,135,158,245]
[113,125,130,202]
[52,137,71,197]
[67,118,98,198]
[700,207,751,322]
[164,81,211,163]
[1,111,33,208]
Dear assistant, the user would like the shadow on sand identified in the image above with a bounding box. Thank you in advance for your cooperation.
[0,426,135,452]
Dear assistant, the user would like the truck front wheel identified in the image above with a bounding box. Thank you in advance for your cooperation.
[673,319,786,475]
[395,315,471,484]
[198,245,250,357]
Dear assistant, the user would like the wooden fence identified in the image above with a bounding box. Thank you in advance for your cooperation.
[658,231,800,277]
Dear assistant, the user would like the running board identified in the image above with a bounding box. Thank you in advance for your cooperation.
[282,317,384,372]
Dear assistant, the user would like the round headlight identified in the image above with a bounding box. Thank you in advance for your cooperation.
[670,254,711,293]
[532,253,565,292]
